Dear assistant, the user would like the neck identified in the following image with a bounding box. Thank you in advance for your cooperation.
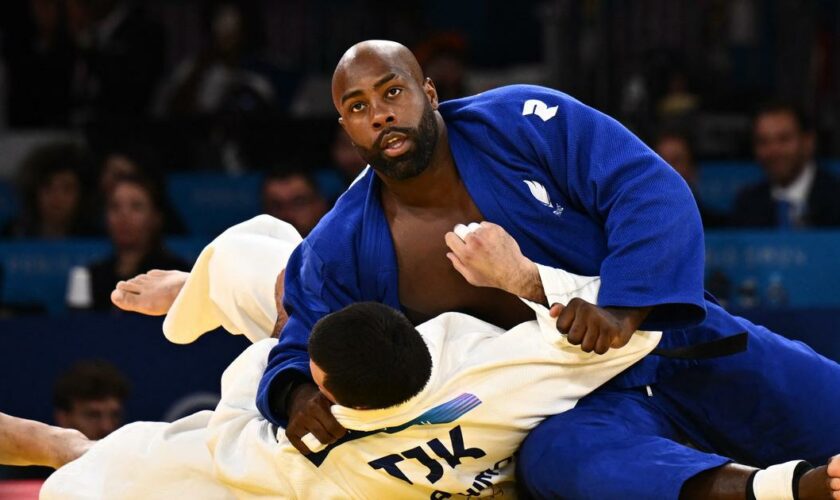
[377,114,462,208]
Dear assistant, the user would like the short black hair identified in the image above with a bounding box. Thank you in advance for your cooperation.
[53,360,131,412]
[263,167,320,194]
[754,101,812,132]
[308,302,432,410]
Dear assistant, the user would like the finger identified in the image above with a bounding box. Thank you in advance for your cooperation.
[580,326,598,353]
[115,280,142,294]
[285,432,312,455]
[549,303,563,318]
[453,224,471,241]
[566,316,587,345]
[316,396,348,441]
[555,304,577,335]
[446,252,468,273]
[594,330,612,355]
[444,231,468,254]
[830,477,840,490]
[302,417,337,446]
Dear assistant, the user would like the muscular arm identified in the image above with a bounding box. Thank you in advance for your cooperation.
[0,412,91,469]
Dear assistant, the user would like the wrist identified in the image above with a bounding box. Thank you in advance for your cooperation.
[511,260,546,304]
[604,306,652,332]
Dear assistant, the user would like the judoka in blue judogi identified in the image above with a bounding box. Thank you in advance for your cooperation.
[257,41,840,499]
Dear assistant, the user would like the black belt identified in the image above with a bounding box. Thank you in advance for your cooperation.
[651,332,748,360]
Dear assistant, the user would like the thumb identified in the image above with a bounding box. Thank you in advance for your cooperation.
[549,303,563,318]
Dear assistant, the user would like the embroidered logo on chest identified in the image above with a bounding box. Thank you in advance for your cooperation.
[523,180,564,217]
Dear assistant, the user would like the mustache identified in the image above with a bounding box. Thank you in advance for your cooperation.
[374,126,415,151]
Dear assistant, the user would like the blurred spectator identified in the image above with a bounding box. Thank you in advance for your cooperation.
[53,360,129,440]
[414,34,468,102]
[653,131,727,228]
[91,145,186,235]
[732,103,840,228]
[0,0,75,127]
[330,126,367,185]
[262,168,328,237]
[656,69,700,128]
[66,0,166,123]
[3,142,97,239]
[67,174,189,310]
[156,1,280,116]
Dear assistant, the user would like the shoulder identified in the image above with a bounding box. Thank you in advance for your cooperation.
[439,84,578,121]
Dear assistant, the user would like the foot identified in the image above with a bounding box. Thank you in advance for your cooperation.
[829,455,840,500]
[798,455,840,499]
[48,427,93,469]
[110,269,189,316]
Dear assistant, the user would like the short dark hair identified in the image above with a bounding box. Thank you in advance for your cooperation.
[308,302,432,410]
[754,101,812,132]
[263,167,320,194]
[53,360,131,412]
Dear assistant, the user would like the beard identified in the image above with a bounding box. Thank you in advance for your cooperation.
[355,102,439,181]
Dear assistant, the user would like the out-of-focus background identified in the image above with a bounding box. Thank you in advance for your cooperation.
[1,0,839,486]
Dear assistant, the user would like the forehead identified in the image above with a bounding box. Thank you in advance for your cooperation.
[332,53,417,104]
[755,111,799,132]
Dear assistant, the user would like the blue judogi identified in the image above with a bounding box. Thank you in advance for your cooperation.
[257,85,840,498]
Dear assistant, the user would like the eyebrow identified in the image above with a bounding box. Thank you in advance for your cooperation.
[340,73,398,105]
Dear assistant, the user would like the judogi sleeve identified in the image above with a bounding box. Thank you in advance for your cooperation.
[256,240,358,427]
[510,87,706,329]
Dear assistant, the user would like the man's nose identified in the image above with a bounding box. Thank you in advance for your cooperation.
[371,104,396,130]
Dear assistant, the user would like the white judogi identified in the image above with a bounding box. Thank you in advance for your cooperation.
[42,261,660,499]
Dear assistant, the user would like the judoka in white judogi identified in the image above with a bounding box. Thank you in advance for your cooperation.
[41,216,660,499]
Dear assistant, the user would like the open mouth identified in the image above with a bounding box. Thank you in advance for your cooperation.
[380,132,411,157]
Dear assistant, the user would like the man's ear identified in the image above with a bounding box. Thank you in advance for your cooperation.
[424,77,439,110]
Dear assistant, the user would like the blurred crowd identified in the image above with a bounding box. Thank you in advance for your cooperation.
[0,0,837,318]
[1,1,839,486]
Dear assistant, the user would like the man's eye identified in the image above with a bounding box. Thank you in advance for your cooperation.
[387,87,402,97]
[351,102,365,112]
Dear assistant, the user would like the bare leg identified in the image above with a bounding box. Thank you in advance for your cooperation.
[110,269,189,316]
[0,412,92,469]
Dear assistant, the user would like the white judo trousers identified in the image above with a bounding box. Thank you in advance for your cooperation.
[41,216,661,499]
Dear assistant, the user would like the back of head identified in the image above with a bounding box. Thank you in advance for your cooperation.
[308,302,431,409]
